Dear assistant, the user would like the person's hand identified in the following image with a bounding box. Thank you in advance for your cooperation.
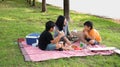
[83,28,86,32]
[57,30,65,37]
[59,31,65,37]
[69,33,73,38]
[84,30,88,36]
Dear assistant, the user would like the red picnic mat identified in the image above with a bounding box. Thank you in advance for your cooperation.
[18,38,114,62]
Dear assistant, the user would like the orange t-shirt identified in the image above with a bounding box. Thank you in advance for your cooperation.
[88,29,101,42]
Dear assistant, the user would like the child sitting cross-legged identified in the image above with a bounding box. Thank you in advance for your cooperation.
[82,21,102,45]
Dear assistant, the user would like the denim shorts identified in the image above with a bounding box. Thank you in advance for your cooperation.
[45,43,56,51]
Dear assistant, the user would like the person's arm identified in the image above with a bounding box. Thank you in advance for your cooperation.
[84,31,95,40]
[63,36,71,45]
[54,26,59,37]
[66,24,73,37]
[66,25,70,35]
[51,32,65,44]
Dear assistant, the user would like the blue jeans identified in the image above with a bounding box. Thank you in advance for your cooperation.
[45,43,56,51]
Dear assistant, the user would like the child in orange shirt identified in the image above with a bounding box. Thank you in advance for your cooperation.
[82,21,101,45]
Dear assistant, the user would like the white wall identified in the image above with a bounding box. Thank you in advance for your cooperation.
[38,0,120,19]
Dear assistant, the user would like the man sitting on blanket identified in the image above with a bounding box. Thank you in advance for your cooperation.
[82,21,102,45]
[38,21,65,51]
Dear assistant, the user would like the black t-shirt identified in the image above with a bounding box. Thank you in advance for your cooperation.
[38,30,53,50]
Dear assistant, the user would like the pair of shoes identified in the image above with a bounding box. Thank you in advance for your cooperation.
[55,48,63,51]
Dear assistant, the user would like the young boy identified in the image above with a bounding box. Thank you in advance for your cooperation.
[38,21,65,50]
[82,21,102,45]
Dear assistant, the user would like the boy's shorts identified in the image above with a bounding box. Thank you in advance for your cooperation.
[85,38,99,45]
[45,43,56,51]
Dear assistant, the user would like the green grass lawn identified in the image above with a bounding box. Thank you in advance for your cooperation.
[0,0,120,67]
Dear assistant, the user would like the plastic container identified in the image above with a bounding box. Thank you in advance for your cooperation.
[26,33,40,45]
[73,28,77,33]
[80,42,87,49]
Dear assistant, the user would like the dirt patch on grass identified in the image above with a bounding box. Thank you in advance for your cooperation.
[85,14,120,24]
[97,16,120,24]
[113,19,120,24]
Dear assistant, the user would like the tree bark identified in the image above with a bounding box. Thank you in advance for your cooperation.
[28,0,31,5]
[32,0,36,6]
[42,0,46,12]
[26,0,29,3]
[64,0,70,21]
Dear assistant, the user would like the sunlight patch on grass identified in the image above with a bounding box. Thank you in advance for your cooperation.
[0,17,16,21]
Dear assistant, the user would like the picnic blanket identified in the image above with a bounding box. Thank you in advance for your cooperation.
[18,38,114,62]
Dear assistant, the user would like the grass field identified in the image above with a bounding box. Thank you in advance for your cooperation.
[0,0,120,67]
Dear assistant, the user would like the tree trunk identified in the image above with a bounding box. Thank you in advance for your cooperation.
[26,0,29,3]
[28,0,31,5]
[32,0,36,6]
[64,0,70,21]
[42,0,46,12]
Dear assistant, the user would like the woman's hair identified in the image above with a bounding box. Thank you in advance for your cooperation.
[84,21,93,30]
[55,15,65,31]
[45,21,55,31]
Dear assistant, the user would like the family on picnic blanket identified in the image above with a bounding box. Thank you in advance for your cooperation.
[38,15,101,51]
